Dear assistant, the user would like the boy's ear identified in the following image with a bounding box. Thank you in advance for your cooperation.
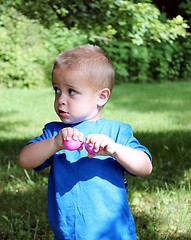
[97,88,111,107]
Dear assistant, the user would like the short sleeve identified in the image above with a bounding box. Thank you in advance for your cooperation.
[118,124,152,161]
[28,122,64,171]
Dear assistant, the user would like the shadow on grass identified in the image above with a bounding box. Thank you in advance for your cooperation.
[0,112,29,135]
[0,188,53,240]
[134,211,191,240]
[135,130,191,189]
[0,137,52,239]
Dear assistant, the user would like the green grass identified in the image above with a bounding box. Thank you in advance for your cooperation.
[0,82,191,239]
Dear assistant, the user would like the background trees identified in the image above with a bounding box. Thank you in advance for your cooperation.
[0,0,190,87]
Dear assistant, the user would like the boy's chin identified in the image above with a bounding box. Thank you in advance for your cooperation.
[60,118,83,125]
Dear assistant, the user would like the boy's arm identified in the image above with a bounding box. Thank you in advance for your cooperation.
[18,136,61,169]
[111,143,152,177]
[86,134,152,177]
[18,127,84,169]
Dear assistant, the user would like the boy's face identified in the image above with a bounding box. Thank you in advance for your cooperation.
[52,66,103,124]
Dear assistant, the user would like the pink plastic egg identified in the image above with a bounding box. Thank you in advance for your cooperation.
[63,139,83,150]
[84,142,99,155]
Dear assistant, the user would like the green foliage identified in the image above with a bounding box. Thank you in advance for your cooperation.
[101,36,191,83]
[180,0,191,29]
[103,41,151,83]
[0,3,87,88]
[0,6,52,87]
[0,0,190,87]
[47,23,87,54]
[49,0,189,45]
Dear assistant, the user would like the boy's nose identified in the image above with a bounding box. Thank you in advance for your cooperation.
[58,93,67,105]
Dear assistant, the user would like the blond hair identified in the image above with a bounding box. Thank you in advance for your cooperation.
[53,44,115,91]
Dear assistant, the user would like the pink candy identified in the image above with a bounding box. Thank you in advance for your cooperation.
[63,139,99,154]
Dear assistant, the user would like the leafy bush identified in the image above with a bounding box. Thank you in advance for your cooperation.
[180,0,191,29]
[0,5,87,88]
[0,0,190,87]
[103,41,151,83]
[0,7,51,87]
[102,37,191,83]
[49,0,189,45]
[172,38,191,81]
[53,0,190,83]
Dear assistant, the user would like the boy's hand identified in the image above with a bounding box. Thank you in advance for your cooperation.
[85,134,116,158]
[55,127,84,150]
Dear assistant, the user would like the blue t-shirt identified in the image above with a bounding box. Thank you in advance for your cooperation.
[30,118,151,240]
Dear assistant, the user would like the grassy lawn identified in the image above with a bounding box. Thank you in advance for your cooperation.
[0,82,191,239]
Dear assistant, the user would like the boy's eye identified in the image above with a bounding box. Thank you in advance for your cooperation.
[68,88,77,95]
[54,87,61,95]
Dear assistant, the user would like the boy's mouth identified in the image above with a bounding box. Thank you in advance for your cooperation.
[59,110,69,117]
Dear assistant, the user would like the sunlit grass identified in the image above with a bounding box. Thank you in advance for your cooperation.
[0,82,191,239]
[104,82,191,132]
